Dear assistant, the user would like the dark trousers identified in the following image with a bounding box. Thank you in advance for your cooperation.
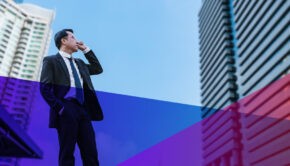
[56,99,99,166]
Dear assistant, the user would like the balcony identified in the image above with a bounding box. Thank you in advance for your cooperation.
[0,105,42,158]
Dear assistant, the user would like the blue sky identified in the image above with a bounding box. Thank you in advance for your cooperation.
[24,0,202,105]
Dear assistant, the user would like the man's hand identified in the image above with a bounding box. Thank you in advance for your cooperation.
[77,41,87,51]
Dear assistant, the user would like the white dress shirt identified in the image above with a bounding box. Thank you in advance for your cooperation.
[58,47,91,114]
[59,50,83,88]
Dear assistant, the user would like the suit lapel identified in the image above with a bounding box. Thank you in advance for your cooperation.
[56,53,70,81]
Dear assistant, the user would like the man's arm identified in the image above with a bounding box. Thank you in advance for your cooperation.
[84,49,103,75]
[40,57,63,113]
[78,42,103,75]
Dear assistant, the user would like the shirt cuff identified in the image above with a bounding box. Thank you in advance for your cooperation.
[82,47,91,54]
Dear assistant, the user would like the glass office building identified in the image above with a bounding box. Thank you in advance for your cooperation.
[234,0,290,165]
[199,0,242,165]
[199,0,290,165]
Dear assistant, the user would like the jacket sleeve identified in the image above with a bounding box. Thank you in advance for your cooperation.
[39,57,63,113]
[84,50,103,75]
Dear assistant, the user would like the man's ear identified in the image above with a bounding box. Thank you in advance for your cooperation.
[61,38,67,45]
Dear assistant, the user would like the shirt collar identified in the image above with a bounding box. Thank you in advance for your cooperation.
[59,50,72,59]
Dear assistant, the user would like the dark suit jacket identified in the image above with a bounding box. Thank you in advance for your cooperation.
[40,50,103,128]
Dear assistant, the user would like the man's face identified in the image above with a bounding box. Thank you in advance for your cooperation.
[62,31,78,52]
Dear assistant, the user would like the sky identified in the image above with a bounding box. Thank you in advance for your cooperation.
[23,0,202,106]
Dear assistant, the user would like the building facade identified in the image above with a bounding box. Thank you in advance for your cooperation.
[233,0,290,165]
[199,0,242,165]
[199,0,290,165]
[0,0,54,165]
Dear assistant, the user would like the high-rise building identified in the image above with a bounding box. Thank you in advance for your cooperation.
[0,0,54,165]
[198,0,242,165]
[0,0,54,126]
[233,0,290,165]
[199,0,290,165]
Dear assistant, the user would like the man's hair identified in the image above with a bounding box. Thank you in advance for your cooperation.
[54,29,74,49]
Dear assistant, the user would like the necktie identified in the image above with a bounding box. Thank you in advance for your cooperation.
[68,58,84,104]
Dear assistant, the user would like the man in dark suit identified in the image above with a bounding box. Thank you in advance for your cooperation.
[40,29,103,166]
